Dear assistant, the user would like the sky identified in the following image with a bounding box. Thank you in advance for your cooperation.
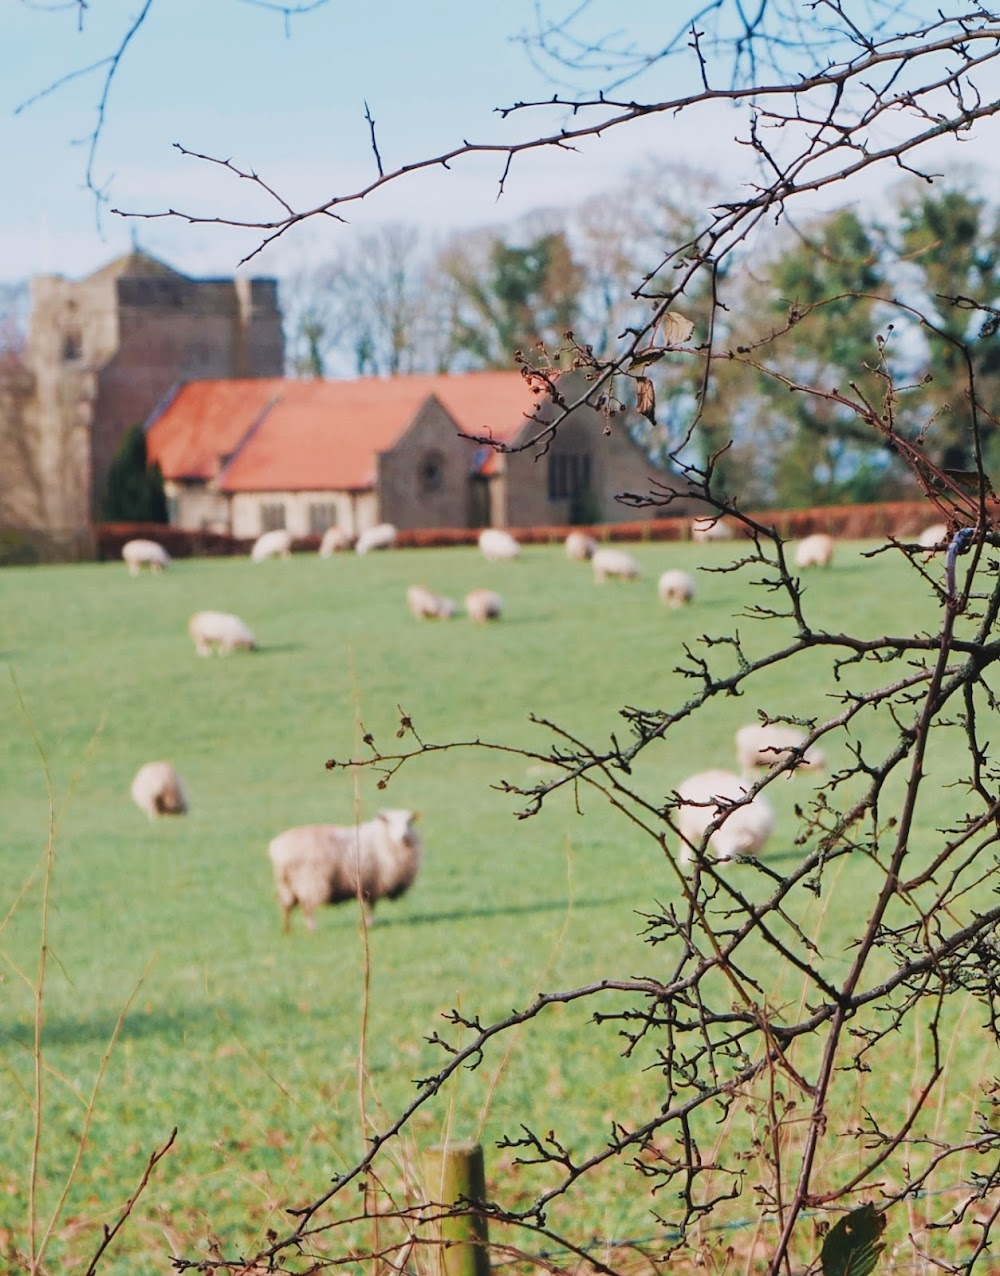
[3,1,999,287]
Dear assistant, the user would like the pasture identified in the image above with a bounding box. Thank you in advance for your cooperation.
[1,537,994,1273]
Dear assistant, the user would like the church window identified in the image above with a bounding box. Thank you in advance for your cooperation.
[62,328,83,361]
[420,451,445,494]
[309,502,337,534]
[260,502,286,532]
[548,452,592,501]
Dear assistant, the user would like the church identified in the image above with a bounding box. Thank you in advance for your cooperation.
[1,251,688,559]
[144,369,678,540]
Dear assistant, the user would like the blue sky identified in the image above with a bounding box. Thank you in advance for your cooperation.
[3,2,998,285]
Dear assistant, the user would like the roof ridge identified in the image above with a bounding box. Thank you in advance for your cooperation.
[213,389,285,487]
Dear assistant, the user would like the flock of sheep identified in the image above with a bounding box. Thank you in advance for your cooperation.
[122,525,429,932]
[121,513,951,925]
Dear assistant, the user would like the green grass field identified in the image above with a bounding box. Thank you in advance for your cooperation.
[1,540,995,1273]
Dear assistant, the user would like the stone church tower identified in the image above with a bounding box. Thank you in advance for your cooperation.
[0,251,284,559]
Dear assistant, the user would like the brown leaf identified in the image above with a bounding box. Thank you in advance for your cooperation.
[941,467,996,499]
[636,376,656,423]
[659,311,695,346]
[627,346,665,374]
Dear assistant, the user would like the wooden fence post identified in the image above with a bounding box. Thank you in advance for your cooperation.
[425,1140,491,1276]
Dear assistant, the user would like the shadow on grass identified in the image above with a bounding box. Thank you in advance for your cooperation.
[2,1001,256,1049]
[378,890,641,927]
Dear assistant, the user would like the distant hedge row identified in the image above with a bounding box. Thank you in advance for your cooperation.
[92,502,953,561]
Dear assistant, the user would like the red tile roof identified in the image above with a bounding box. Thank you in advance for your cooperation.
[146,379,284,481]
[145,372,538,492]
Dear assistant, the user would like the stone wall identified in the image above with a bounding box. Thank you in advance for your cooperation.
[377,398,479,530]
[499,386,687,528]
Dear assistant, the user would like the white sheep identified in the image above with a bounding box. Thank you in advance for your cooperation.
[735,723,825,778]
[691,516,733,543]
[565,530,597,562]
[794,532,835,569]
[122,538,170,575]
[356,522,398,554]
[268,809,423,930]
[918,522,949,550]
[188,610,256,655]
[251,528,292,562]
[465,588,503,622]
[131,761,188,820]
[676,769,774,864]
[658,569,695,607]
[318,526,353,556]
[407,584,457,620]
[592,547,642,583]
[478,528,521,561]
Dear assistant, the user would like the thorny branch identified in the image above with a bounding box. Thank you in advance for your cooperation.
[174,407,1000,1274]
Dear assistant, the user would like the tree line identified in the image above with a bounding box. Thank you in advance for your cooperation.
[283,173,1000,510]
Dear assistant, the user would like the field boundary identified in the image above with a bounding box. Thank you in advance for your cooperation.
[90,500,951,562]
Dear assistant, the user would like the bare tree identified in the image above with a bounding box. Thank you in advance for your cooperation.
[281,225,436,378]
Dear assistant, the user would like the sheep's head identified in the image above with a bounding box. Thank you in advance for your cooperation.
[378,809,421,847]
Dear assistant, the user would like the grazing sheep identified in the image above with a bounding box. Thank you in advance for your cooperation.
[592,547,642,583]
[565,530,597,562]
[918,522,949,550]
[356,523,398,554]
[658,569,695,607]
[735,723,825,778]
[268,809,423,930]
[407,584,457,620]
[676,769,774,864]
[122,539,170,575]
[251,528,292,561]
[478,527,521,562]
[131,761,188,820]
[691,516,733,543]
[188,610,256,655]
[794,532,835,569]
[465,588,503,623]
[319,526,353,556]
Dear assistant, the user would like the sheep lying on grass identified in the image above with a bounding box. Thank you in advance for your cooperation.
[735,723,825,778]
[131,761,188,820]
[319,526,353,556]
[675,769,774,863]
[658,569,695,607]
[122,539,170,574]
[565,530,597,562]
[188,610,256,655]
[356,523,397,554]
[407,584,456,619]
[251,528,292,561]
[465,588,503,622]
[592,547,641,582]
[478,528,520,561]
[794,532,834,569]
[268,809,423,930]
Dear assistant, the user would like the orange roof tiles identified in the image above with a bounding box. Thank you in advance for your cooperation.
[145,372,539,492]
[146,380,285,481]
